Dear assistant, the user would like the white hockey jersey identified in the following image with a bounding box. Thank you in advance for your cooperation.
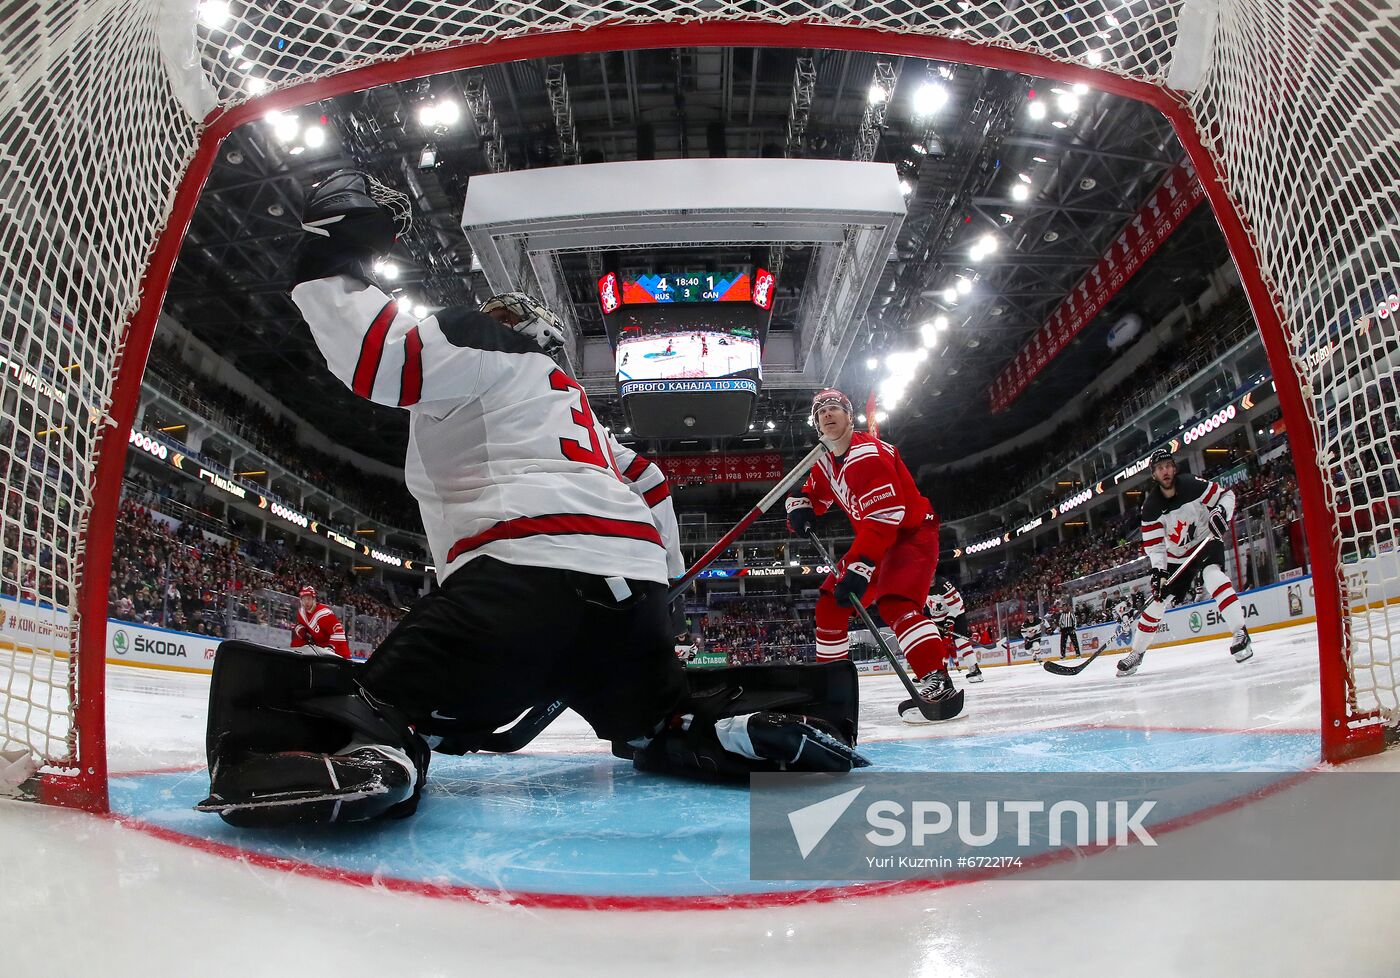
[1139,474,1234,571]
[924,577,966,625]
[291,276,683,585]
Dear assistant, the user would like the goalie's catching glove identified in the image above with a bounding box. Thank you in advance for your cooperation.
[293,169,411,286]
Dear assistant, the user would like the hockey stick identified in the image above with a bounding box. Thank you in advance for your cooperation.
[668,440,828,594]
[1042,535,1216,677]
[806,529,963,722]
[475,442,829,753]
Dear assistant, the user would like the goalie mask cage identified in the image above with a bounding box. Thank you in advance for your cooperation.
[2,0,1396,812]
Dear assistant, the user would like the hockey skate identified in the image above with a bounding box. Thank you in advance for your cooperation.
[898,670,965,723]
[1230,627,1253,663]
[966,662,985,684]
[1116,648,1145,677]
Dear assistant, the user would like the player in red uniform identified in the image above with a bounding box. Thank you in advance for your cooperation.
[289,585,352,659]
[786,389,963,721]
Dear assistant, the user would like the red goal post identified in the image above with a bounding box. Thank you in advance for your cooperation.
[3,1,1395,812]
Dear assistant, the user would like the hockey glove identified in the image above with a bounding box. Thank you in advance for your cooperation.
[1150,567,1169,603]
[1207,506,1230,541]
[785,495,816,536]
[479,292,568,358]
[293,170,411,285]
[833,559,874,607]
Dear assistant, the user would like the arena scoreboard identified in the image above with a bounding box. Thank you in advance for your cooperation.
[597,269,776,311]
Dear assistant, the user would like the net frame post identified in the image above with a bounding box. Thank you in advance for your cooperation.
[49,22,1382,808]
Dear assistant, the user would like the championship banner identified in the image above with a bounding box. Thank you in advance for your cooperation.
[652,451,785,486]
[989,160,1206,413]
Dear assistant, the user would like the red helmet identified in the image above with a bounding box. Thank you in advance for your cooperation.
[299,586,317,599]
[810,388,853,423]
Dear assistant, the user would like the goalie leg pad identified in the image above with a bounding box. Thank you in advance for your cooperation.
[201,642,429,825]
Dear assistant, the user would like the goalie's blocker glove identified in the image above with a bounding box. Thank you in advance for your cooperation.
[293,169,412,286]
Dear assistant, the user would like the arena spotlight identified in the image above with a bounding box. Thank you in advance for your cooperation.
[912,81,949,117]
[198,0,230,28]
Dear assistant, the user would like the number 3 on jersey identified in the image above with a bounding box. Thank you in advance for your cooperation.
[549,368,614,473]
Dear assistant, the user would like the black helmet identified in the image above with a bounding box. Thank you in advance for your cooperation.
[1149,447,1173,467]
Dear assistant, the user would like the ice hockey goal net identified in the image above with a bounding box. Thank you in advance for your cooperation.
[2,0,1396,810]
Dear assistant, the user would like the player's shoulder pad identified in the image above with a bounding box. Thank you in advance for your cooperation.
[1140,485,1168,520]
[1173,473,1209,502]
[434,306,539,355]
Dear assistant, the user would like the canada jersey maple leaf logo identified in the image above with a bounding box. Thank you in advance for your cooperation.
[1168,519,1189,545]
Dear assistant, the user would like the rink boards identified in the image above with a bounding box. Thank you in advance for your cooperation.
[5,553,1400,677]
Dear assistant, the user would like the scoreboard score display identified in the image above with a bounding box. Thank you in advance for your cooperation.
[625,272,750,304]
[599,266,776,438]
[598,269,776,311]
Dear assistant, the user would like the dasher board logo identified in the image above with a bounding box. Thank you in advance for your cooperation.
[113,629,129,654]
[1189,612,1203,633]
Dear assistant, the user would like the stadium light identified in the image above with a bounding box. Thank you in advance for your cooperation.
[1072,83,1090,95]
[1012,183,1030,202]
[1027,100,1046,120]
[1057,92,1080,113]
[766,420,776,430]
[899,180,913,197]
[957,277,973,295]
[866,357,880,370]
[245,77,268,95]
[943,286,959,302]
[302,126,326,149]
[920,322,939,347]
[875,410,889,423]
[412,304,429,319]
[912,81,949,117]
[868,82,889,105]
[198,0,230,28]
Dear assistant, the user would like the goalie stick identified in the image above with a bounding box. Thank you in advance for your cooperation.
[1043,535,1215,677]
[476,442,829,753]
[805,529,964,722]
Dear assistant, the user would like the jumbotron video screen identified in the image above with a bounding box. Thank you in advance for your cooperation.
[598,267,775,437]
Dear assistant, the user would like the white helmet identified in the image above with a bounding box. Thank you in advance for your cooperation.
[479,292,568,359]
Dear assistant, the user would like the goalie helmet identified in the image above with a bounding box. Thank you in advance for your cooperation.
[479,292,568,359]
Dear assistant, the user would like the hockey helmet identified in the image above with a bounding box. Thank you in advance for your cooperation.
[1149,447,1174,468]
[299,586,316,599]
[480,292,568,359]
[810,388,853,423]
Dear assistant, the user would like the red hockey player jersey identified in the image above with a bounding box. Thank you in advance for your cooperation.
[797,431,934,566]
[291,603,351,659]
[290,276,681,585]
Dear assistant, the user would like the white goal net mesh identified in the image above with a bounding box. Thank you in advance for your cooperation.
[1,0,1396,790]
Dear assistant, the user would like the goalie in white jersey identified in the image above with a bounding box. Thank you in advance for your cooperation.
[196,171,866,827]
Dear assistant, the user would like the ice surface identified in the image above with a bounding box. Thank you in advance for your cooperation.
[3,620,1397,978]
